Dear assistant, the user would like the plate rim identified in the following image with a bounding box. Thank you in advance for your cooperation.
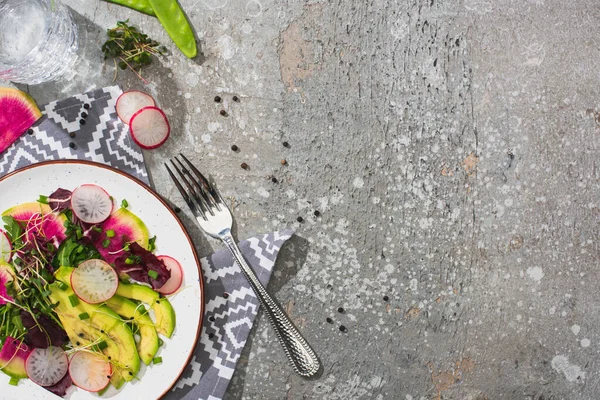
[0,159,205,399]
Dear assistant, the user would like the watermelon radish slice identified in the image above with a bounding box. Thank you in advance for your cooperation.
[71,259,118,304]
[0,338,32,379]
[71,184,113,224]
[25,347,68,387]
[0,87,42,154]
[116,90,156,125]
[156,255,183,295]
[129,106,170,149]
[0,261,17,305]
[2,203,67,244]
[95,208,149,264]
[0,230,11,262]
[68,351,111,392]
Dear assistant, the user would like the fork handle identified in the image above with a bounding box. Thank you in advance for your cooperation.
[220,230,321,377]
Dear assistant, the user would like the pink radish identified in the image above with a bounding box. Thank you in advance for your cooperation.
[68,351,111,392]
[129,106,170,150]
[71,259,118,304]
[156,255,183,295]
[116,90,156,125]
[0,230,11,262]
[25,347,68,387]
[71,184,113,224]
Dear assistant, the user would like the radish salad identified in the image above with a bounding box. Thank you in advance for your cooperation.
[0,184,184,396]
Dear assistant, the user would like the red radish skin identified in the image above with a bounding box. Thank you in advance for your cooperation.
[71,184,114,224]
[68,351,111,393]
[25,347,68,387]
[156,255,183,295]
[129,106,170,150]
[116,90,156,125]
[0,87,42,153]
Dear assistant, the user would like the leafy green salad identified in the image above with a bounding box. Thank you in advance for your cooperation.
[0,184,183,395]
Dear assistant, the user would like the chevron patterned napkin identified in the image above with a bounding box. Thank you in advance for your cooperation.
[0,87,293,400]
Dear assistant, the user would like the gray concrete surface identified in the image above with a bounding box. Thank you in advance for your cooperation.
[19,0,600,398]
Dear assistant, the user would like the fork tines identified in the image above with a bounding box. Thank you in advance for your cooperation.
[165,154,222,218]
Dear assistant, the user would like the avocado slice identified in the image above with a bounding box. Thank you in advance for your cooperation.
[105,295,159,365]
[50,270,141,383]
[116,283,176,338]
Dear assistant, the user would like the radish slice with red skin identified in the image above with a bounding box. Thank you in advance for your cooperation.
[68,351,111,392]
[116,90,156,125]
[156,255,183,295]
[129,106,170,149]
[71,259,118,304]
[71,184,113,224]
[25,347,68,387]
[0,230,11,262]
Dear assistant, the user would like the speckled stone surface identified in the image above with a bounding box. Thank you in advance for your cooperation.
[13,0,600,398]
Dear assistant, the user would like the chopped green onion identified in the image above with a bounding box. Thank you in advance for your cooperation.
[152,356,163,364]
[37,195,48,204]
[49,302,60,309]
[125,257,134,265]
[57,281,68,291]
[148,236,156,252]
[106,229,115,238]
[92,226,102,233]
[102,239,111,248]
[97,340,108,350]
[78,312,90,320]
[121,199,129,208]
[148,270,158,279]
[8,377,19,386]
[69,294,80,307]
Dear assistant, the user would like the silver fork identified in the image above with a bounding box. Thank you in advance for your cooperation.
[165,154,321,377]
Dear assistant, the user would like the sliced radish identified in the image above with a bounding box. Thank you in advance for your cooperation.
[25,346,68,387]
[71,259,118,304]
[0,230,11,262]
[68,351,111,392]
[129,106,170,150]
[156,255,184,295]
[116,90,156,125]
[71,184,113,224]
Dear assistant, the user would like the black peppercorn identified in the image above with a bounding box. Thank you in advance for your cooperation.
[79,119,86,125]
[337,307,344,313]
[314,210,321,217]
[383,295,389,302]
[208,333,215,339]
[214,96,222,103]
[220,110,228,117]
[326,317,333,324]
[241,162,249,170]
[271,177,278,183]
[80,112,88,118]
[223,292,229,298]
[69,132,76,138]
[27,129,34,135]
[282,141,290,148]
[83,103,90,109]
[339,325,347,332]
[231,144,239,151]
[69,142,76,149]
[232,95,240,102]
[296,216,303,223]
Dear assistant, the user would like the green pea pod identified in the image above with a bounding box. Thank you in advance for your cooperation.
[103,0,156,16]
[146,0,197,58]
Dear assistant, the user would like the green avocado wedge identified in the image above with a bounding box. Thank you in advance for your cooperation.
[105,295,159,365]
[116,282,176,338]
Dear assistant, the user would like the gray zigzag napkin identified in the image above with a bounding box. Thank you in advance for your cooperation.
[0,86,292,400]
[166,229,294,400]
[0,86,148,182]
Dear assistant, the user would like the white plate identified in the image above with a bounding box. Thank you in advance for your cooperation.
[0,160,204,400]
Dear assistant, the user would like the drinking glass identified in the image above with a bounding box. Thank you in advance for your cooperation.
[0,0,78,84]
